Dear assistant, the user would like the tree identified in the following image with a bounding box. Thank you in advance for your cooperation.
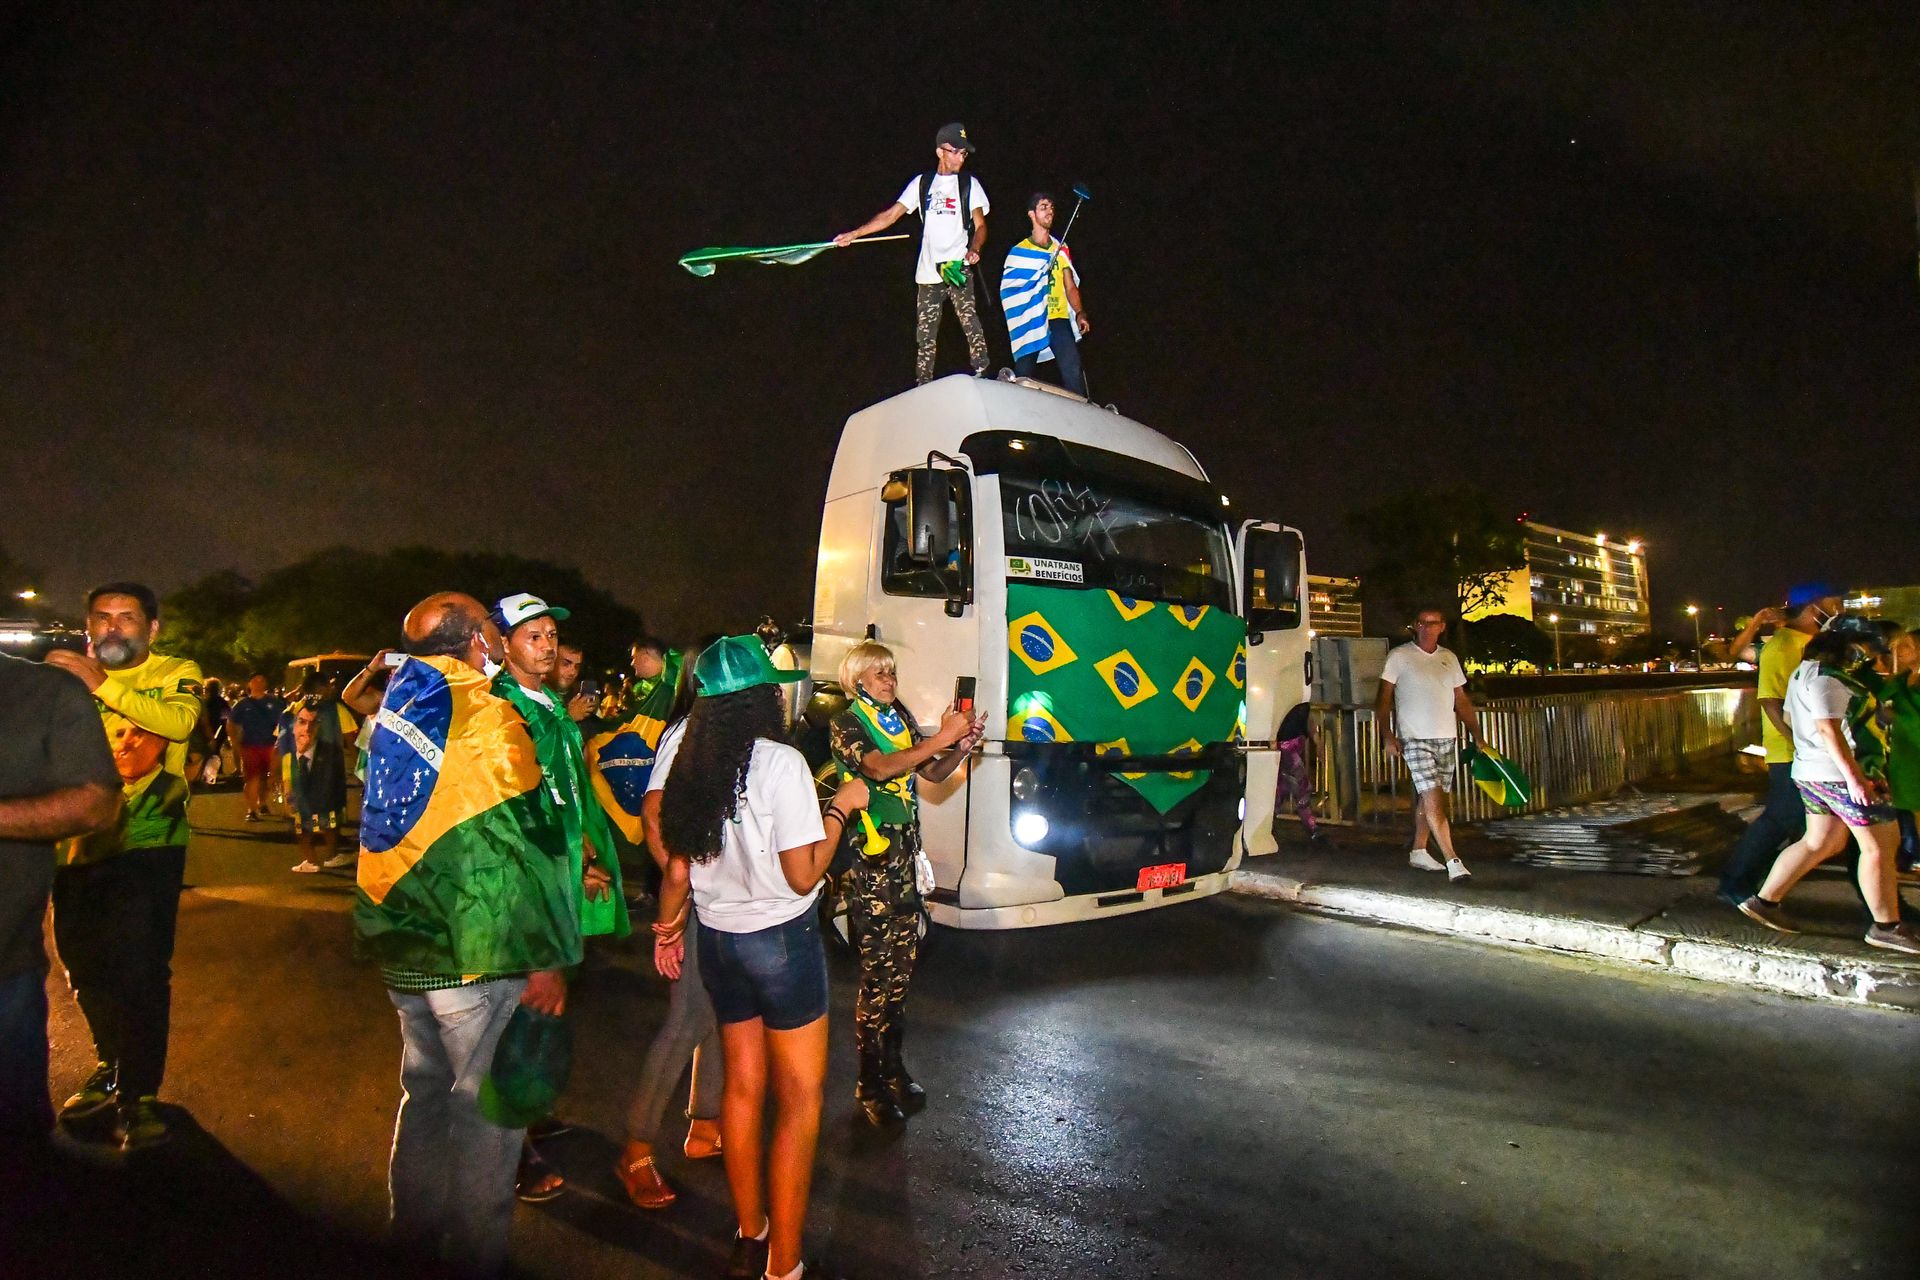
[1349,488,1528,646]
[1461,613,1553,671]
[162,547,645,679]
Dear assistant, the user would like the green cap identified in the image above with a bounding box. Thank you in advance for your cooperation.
[694,634,807,698]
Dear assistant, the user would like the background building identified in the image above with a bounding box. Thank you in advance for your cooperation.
[1847,586,1920,630]
[1308,574,1365,638]
[1463,520,1652,645]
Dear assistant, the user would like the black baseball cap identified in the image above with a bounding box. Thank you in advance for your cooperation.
[935,122,976,153]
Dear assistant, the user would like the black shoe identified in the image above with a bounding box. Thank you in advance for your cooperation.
[881,1026,926,1112]
[526,1114,575,1141]
[725,1227,770,1279]
[115,1096,170,1152]
[60,1062,117,1124]
[856,1092,906,1127]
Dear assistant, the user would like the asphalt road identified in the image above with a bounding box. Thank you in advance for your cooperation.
[9,789,1918,1279]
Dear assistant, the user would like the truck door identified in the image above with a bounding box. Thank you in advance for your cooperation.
[1234,522,1308,859]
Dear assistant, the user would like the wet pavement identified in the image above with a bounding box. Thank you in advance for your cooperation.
[10,789,1919,1278]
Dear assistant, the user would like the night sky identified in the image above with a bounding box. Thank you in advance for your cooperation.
[4,3,1915,644]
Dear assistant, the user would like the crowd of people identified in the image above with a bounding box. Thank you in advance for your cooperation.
[1,581,980,1280]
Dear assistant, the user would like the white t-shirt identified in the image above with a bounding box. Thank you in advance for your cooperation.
[1380,642,1467,740]
[896,173,990,285]
[651,731,824,934]
[1784,660,1854,783]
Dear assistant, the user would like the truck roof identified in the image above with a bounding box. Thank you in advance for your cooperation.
[825,375,1209,501]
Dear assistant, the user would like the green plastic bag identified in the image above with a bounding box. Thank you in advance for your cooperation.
[478,1004,573,1128]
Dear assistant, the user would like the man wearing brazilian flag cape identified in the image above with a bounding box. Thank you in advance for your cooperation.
[353,593,586,1276]
[582,636,682,879]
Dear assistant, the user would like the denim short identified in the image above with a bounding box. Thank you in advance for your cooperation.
[697,907,828,1031]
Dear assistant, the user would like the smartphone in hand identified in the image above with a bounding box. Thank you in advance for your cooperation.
[954,676,976,717]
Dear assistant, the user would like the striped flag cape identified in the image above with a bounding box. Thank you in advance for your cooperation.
[999,239,1077,363]
[354,656,582,976]
[585,650,683,844]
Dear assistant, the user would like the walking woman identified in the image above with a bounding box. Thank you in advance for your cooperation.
[616,639,724,1211]
[829,642,981,1126]
[1737,622,1920,953]
[654,636,869,1280]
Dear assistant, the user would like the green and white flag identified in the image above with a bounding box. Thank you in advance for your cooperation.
[677,234,909,277]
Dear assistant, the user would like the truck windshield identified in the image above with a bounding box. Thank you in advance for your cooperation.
[997,471,1233,608]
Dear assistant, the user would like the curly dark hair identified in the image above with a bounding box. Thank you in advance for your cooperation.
[660,683,786,863]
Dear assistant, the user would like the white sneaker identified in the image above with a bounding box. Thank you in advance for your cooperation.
[1447,858,1472,883]
[321,851,357,869]
[1409,849,1446,872]
[290,860,321,874]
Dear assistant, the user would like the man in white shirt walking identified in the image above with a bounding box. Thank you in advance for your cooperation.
[1376,606,1485,882]
[835,122,991,385]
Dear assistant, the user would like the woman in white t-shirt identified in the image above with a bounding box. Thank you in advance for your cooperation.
[653,635,869,1280]
[1739,625,1920,954]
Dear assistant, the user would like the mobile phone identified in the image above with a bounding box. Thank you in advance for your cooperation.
[578,680,601,703]
[382,652,406,668]
[954,676,976,716]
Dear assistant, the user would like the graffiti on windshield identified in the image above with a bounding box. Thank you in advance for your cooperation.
[1009,478,1122,561]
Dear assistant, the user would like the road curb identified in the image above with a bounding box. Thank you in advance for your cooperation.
[1230,868,1920,1013]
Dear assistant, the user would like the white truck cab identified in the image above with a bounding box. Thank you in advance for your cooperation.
[804,375,1308,929]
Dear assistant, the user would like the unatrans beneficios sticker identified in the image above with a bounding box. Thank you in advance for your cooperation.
[1005,556,1085,584]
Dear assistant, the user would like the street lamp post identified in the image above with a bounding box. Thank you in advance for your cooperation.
[1547,612,1562,671]
[1686,604,1701,667]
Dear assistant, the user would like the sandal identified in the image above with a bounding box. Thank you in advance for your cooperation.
[683,1118,723,1160]
[516,1147,566,1202]
[615,1142,677,1210]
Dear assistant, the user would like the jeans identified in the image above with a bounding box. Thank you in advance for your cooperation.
[625,917,723,1144]
[1719,765,1807,900]
[0,968,52,1145]
[699,908,829,1031]
[1011,319,1087,396]
[50,845,187,1098]
[387,977,527,1277]
[1898,811,1918,871]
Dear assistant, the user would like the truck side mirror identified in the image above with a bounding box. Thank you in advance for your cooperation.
[908,469,953,565]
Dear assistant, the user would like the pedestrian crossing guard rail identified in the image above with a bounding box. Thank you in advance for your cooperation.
[1307,685,1758,827]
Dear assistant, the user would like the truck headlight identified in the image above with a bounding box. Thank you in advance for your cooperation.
[1012,766,1040,801]
[1238,797,1247,821]
[1012,810,1050,848]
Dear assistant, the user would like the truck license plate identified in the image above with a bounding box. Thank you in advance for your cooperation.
[1137,862,1188,891]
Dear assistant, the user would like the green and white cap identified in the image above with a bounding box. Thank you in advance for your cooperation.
[694,634,807,698]
[491,592,571,633]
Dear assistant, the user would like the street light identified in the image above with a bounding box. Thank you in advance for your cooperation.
[1547,612,1562,671]
[14,589,36,601]
[1685,604,1701,667]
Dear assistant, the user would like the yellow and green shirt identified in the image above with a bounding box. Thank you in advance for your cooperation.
[1757,627,1810,764]
[63,650,204,863]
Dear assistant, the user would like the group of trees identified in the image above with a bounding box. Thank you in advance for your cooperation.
[160,546,644,679]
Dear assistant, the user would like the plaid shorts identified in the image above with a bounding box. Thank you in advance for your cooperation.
[1402,738,1457,795]
[1796,778,1898,828]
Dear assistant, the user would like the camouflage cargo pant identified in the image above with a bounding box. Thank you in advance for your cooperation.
[914,282,990,385]
[847,824,923,1059]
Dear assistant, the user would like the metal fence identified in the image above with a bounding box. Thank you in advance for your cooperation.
[1311,685,1758,827]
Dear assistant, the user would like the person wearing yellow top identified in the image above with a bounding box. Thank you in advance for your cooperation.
[1717,585,1838,907]
[43,583,204,1152]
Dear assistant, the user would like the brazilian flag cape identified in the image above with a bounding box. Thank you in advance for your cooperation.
[840,693,919,828]
[495,674,631,939]
[1007,584,1248,813]
[354,656,583,976]
[585,651,682,844]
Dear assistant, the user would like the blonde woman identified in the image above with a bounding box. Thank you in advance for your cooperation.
[828,642,982,1126]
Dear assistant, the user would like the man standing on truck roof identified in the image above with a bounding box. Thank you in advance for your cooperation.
[1000,192,1090,396]
[834,122,991,386]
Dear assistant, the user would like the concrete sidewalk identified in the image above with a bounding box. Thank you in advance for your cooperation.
[1232,812,1920,1013]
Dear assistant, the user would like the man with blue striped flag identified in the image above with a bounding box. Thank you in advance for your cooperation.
[999,192,1090,395]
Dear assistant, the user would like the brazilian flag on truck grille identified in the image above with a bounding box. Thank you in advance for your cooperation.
[1007,584,1248,813]
[355,656,582,976]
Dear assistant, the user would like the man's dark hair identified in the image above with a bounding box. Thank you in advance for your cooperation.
[299,673,325,695]
[631,635,668,657]
[87,581,160,622]
[409,609,485,658]
[1413,603,1450,620]
[1027,190,1055,213]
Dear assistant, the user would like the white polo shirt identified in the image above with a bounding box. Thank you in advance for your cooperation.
[1381,641,1467,740]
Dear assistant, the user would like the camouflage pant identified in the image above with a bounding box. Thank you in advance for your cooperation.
[914,282,990,385]
[847,824,923,1059]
